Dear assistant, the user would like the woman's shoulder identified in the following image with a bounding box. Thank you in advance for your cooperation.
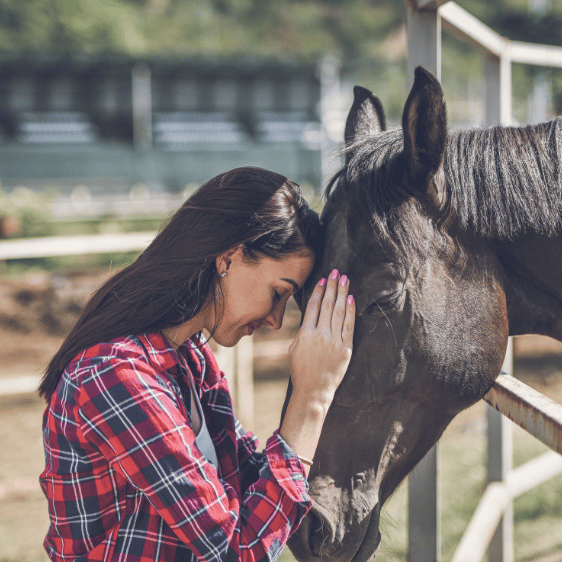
[68,333,175,375]
[72,335,146,365]
[55,336,153,402]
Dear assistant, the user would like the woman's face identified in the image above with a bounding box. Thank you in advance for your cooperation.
[211,247,314,347]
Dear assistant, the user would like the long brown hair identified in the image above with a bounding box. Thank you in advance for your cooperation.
[39,167,322,401]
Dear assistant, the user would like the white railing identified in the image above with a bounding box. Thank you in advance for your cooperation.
[407,2,562,562]
[452,373,562,562]
[0,232,157,260]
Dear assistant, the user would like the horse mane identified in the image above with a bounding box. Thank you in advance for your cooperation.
[326,117,562,243]
[447,117,562,238]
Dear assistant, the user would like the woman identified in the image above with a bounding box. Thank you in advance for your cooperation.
[38,167,355,562]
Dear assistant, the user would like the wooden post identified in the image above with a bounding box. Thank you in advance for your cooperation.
[214,337,255,431]
[234,335,255,430]
[528,0,552,123]
[486,51,512,554]
[214,344,236,401]
[406,4,441,86]
[319,54,342,192]
[408,446,440,562]
[485,54,514,562]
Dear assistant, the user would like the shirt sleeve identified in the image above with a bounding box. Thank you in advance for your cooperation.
[76,355,312,562]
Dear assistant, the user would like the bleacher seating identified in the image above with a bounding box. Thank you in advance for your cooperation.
[18,112,98,144]
[256,111,321,148]
[153,112,247,150]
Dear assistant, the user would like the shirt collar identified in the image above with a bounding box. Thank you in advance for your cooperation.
[136,332,210,387]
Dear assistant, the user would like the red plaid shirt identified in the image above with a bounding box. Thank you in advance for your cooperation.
[40,332,311,562]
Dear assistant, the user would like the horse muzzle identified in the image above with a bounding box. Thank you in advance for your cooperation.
[288,502,382,562]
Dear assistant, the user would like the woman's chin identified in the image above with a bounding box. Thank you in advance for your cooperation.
[212,330,244,348]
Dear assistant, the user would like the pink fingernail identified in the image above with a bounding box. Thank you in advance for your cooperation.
[347,295,354,305]
[318,278,327,287]
[330,269,340,280]
[339,275,348,287]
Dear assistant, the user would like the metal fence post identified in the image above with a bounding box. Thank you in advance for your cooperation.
[132,63,153,150]
[485,49,514,562]
[406,4,441,561]
[487,340,514,562]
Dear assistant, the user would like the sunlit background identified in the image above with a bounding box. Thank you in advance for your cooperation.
[0,1,561,561]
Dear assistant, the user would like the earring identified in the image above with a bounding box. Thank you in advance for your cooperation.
[221,272,227,278]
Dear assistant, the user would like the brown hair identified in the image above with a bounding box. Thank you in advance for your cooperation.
[39,167,322,401]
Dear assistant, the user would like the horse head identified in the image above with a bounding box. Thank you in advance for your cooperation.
[286,67,509,562]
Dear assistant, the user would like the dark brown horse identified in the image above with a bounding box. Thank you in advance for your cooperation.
[284,66,562,562]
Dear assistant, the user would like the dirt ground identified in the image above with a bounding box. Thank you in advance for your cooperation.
[0,270,561,561]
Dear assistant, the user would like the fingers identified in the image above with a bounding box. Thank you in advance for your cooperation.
[300,277,327,330]
[301,269,355,339]
[317,269,340,328]
[342,294,355,347]
[331,273,349,335]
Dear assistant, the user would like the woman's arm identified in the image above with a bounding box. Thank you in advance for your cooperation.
[76,356,311,562]
[280,270,355,475]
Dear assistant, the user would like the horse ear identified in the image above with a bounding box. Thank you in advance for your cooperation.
[344,86,386,163]
[401,66,447,202]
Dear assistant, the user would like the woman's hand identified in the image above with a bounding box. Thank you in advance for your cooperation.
[289,269,355,409]
[280,269,355,473]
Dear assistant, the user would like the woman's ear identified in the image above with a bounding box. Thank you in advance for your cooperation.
[216,246,243,275]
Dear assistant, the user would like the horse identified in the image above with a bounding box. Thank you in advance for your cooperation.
[284,66,562,562]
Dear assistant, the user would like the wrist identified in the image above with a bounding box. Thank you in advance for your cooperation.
[279,392,332,464]
[289,387,335,417]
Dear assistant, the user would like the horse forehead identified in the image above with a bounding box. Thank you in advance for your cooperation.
[324,202,354,267]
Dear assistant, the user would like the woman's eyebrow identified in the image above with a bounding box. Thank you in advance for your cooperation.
[281,278,299,292]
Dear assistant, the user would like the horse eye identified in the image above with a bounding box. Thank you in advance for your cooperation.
[365,290,402,314]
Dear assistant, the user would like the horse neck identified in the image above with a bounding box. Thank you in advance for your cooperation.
[494,234,562,340]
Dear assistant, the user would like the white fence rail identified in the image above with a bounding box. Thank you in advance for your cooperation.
[0,232,157,260]
[408,2,562,562]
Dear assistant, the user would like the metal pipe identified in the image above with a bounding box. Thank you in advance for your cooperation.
[484,375,562,455]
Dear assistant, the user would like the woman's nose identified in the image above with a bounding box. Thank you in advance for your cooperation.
[265,305,285,330]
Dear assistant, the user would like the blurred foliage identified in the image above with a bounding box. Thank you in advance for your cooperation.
[0,0,560,61]
[0,0,560,110]
[0,187,54,238]
[0,0,561,99]
[0,0,404,61]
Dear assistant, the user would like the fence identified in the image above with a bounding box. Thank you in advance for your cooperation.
[407,2,562,561]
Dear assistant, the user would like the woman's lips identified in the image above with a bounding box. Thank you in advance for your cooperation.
[247,321,260,335]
